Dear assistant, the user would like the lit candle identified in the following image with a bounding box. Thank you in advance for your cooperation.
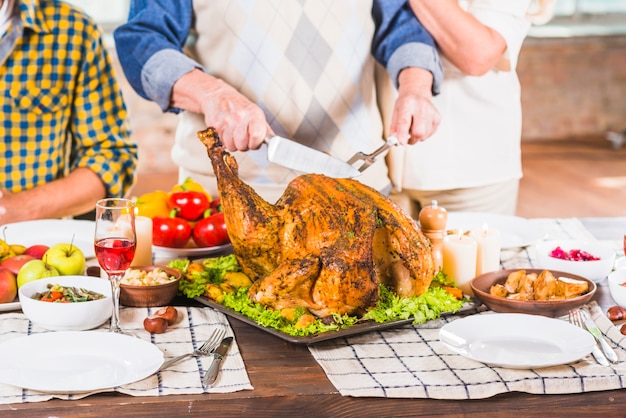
[442,233,477,296]
[131,216,153,267]
[470,224,501,276]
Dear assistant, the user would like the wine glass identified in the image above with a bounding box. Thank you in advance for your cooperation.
[94,198,136,333]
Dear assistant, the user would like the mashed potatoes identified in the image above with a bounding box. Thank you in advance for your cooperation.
[121,268,176,286]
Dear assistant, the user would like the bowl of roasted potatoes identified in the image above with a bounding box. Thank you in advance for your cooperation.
[470,268,596,317]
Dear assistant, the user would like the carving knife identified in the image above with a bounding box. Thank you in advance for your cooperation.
[265,135,361,178]
[581,309,619,363]
[202,336,233,388]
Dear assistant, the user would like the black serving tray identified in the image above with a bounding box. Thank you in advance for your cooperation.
[194,296,478,345]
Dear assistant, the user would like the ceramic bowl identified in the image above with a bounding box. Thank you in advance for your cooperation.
[608,269,626,308]
[19,275,112,331]
[470,268,596,317]
[119,265,182,307]
[534,240,616,282]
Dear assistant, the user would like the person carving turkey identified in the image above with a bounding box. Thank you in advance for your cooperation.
[198,127,435,318]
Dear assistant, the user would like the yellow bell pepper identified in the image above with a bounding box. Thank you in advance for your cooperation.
[134,190,171,219]
[170,177,212,201]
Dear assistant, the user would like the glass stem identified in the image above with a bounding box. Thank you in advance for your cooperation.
[109,274,123,333]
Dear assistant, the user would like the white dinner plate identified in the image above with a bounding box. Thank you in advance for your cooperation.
[439,313,595,369]
[445,212,545,249]
[2,219,96,258]
[153,242,232,258]
[0,299,20,312]
[0,331,163,393]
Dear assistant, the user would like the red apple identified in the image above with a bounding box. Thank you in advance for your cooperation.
[0,267,17,303]
[0,254,36,275]
[24,245,50,260]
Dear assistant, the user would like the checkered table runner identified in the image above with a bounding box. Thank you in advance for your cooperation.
[0,307,253,404]
[309,218,626,399]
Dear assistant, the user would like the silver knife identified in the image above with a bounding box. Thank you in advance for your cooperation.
[265,135,361,178]
[581,309,619,363]
[202,336,233,388]
[589,343,610,366]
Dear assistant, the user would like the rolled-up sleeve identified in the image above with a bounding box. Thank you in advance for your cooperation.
[371,0,443,94]
[114,0,202,112]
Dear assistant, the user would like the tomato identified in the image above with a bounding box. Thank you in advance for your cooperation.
[152,211,192,248]
[209,198,223,213]
[192,212,230,247]
[169,191,210,221]
[40,291,63,302]
[134,190,171,219]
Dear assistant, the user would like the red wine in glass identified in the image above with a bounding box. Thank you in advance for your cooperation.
[95,238,136,276]
[94,198,136,334]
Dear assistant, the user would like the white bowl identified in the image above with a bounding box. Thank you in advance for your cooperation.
[608,269,626,308]
[534,240,616,282]
[19,276,112,331]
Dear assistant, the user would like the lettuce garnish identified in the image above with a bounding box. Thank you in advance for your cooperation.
[169,256,466,336]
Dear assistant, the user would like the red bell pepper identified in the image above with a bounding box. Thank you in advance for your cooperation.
[192,212,230,248]
[169,191,210,221]
[152,211,192,248]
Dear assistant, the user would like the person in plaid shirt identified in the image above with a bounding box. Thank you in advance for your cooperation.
[0,0,137,224]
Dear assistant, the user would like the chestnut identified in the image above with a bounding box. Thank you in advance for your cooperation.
[607,306,626,322]
[143,315,168,334]
[621,323,626,336]
[154,306,178,325]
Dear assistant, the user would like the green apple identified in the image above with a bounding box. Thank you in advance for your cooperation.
[43,243,86,276]
[16,260,60,288]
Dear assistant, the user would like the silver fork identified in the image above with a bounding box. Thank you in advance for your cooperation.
[569,309,609,366]
[347,136,398,172]
[157,327,226,372]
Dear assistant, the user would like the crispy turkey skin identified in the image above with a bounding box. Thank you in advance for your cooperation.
[198,127,435,317]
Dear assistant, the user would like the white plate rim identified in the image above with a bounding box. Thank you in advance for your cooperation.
[2,219,96,258]
[0,299,20,312]
[444,212,545,249]
[0,331,163,393]
[439,313,595,369]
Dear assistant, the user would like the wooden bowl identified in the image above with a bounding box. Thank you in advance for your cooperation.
[470,268,596,317]
[119,266,182,307]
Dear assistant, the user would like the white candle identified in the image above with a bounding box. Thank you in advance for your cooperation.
[131,216,153,267]
[470,225,501,276]
[442,234,477,296]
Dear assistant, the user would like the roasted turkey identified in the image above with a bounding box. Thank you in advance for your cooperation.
[198,127,435,317]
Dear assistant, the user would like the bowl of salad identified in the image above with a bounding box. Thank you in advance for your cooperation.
[535,240,616,282]
[18,275,112,331]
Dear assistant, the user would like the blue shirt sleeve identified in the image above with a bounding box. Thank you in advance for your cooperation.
[371,0,443,94]
[114,0,200,112]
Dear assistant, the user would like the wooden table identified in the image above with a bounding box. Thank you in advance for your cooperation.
[3,217,625,417]
[2,285,624,418]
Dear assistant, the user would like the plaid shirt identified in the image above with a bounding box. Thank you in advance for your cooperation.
[0,0,137,198]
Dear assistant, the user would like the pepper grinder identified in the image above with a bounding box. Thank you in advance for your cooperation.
[419,200,447,272]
